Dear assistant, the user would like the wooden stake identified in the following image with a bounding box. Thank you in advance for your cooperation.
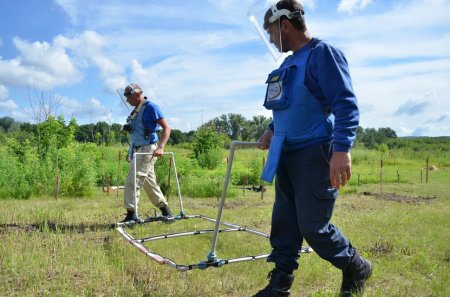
[106,176,110,196]
[261,157,266,200]
[217,181,220,203]
[54,153,59,200]
[117,150,121,198]
[380,159,383,194]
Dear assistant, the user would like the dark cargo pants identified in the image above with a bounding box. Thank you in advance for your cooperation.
[267,143,354,273]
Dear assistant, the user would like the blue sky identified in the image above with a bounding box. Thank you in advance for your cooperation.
[0,0,449,136]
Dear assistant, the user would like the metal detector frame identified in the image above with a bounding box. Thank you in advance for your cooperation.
[116,141,312,271]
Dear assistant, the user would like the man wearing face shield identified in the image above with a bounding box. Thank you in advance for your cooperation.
[250,1,371,296]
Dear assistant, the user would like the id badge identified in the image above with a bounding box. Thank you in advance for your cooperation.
[263,65,296,110]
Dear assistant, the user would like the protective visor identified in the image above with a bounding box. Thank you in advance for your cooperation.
[248,1,303,61]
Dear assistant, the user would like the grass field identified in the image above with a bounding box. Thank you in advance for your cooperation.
[1,145,449,296]
[1,179,449,297]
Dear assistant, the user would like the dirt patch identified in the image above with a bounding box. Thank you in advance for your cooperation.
[0,222,115,233]
[369,239,394,256]
[362,191,437,204]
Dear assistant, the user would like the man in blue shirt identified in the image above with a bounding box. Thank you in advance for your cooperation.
[120,83,173,223]
[252,1,372,296]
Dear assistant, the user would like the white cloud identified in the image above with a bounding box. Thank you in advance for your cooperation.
[0,30,126,97]
[60,96,112,123]
[411,126,429,137]
[0,85,18,112]
[301,0,318,10]
[425,113,448,124]
[0,85,8,99]
[338,0,373,13]
[54,0,79,24]
[395,100,430,116]
[129,59,158,100]
[0,100,17,111]
[0,84,16,116]
[55,31,123,77]
[0,37,83,90]
[104,76,128,94]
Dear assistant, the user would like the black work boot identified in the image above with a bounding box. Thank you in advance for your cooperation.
[253,268,294,297]
[120,209,140,223]
[340,250,372,296]
[159,205,174,219]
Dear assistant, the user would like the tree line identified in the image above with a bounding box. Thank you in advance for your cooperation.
[0,114,272,147]
[0,115,448,152]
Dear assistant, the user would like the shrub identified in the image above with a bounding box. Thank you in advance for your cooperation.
[192,127,225,169]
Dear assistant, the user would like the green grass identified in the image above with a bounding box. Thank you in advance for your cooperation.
[1,145,449,296]
[1,185,449,297]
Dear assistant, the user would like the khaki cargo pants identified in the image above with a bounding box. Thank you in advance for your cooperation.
[123,144,168,211]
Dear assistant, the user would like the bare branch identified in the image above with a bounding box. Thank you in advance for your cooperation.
[27,86,62,123]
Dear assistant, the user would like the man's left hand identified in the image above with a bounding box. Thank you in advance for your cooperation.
[330,151,352,189]
[153,147,164,157]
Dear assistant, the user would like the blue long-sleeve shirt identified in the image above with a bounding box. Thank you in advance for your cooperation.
[269,39,359,152]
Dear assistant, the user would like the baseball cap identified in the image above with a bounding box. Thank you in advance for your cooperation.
[123,83,143,96]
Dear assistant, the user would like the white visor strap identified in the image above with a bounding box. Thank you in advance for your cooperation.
[268,8,293,24]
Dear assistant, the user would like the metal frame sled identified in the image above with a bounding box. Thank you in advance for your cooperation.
[115,141,313,271]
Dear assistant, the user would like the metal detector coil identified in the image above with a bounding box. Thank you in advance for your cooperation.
[115,141,312,271]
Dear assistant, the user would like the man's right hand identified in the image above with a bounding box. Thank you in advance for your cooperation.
[126,154,131,163]
[257,129,273,150]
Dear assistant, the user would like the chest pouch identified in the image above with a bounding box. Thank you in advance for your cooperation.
[263,64,297,110]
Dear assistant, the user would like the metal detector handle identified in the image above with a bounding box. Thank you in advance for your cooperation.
[207,141,261,262]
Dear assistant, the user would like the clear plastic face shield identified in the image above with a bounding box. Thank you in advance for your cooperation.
[248,1,293,61]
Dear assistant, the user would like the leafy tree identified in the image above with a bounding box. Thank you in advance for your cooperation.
[228,113,247,140]
[378,143,388,155]
[20,122,37,134]
[0,116,15,133]
[204,114,230,136]
[240,121,254,141]
[192,126,225,169]
[95,121,110,145]
[8,130,35,144]
[0,130,6,145]
[357,127,398,149]
[37,115,76,159]
[111,123,128,144]
[76,124,95,143]
[94,131,102,145]
[379,127,397,139]
[202,113,272,141]
[169,129,188,145]
[249,115,272,140]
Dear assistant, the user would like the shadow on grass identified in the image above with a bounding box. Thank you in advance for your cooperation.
[0,222,116,233]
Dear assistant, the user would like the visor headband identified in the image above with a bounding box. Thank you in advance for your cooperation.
[268,7,303,24]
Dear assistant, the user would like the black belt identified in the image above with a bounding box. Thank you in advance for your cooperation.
[134,143,156,150]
